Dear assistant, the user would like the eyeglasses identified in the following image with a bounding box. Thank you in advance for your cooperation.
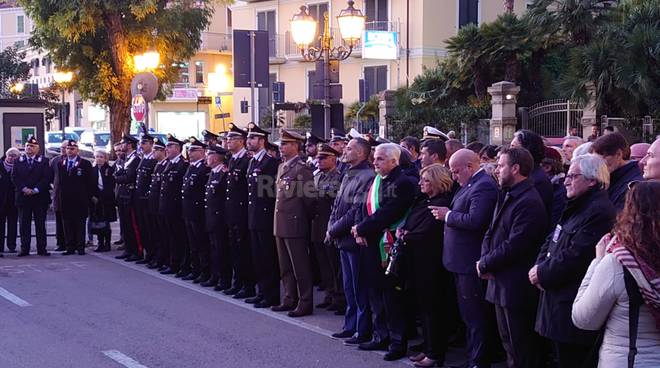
[565,173,584,181]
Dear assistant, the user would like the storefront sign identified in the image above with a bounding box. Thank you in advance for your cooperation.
[363,31,399,60]
[170,88,199,100]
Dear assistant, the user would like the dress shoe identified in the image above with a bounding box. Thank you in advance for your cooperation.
[113,239,124,245]
[254,300,273,309]
[384,350,405,362]
[37,251,51,256]
[125,255,142,262]
[135,258,149,265]
[315,300,332,309]
[287,309,312,318]
[201,277,219,287]
[175,270,191,278]
[358,339,389,351]
[409,342,425,353]
[414,357,439,367]
[215,283,231,292]
[157,265,169,272]
[331,330,355,339]
[77,250,85,255]
[6,248,17,253]
[94,245,111,253]
[270,304,295,312]
[223,286,241,295]
[410,353,426,362]
[193,274,210,284]
[233,289,255,299]
[182,273,199,281]
[147,262,161,269]
[62,250,76,256]
[343,336,371,345]
[17,251,30,257]
[245,296,262,304]
[115,253,130,259]
[160,267,176,275]
[54,246,66,252]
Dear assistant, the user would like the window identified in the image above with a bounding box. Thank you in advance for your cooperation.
[257,10,276,57]
[258,73,278,122]
[227,8,232,28]
[14,40,24,48]
[307,3,328,47]
[363,65,387,98]
[194,61,204,84]
[365,0,388,30]
[44,57,51,73]
[307,70,317,100]
[31,58,40,76]
[176,62,190,85]
[17,15,25,33]
[458,0,479,28]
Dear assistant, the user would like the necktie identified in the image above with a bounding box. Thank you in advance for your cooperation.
[67,160,73,172]
[28,158,33,167]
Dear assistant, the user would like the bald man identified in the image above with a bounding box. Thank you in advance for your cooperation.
[431,149,499,368]
[640,138,660,181]
[631,142,650,172]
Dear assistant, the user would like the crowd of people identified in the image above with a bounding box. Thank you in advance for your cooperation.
[1,123,659,368]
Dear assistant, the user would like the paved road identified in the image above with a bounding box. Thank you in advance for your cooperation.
[0,222,479,368]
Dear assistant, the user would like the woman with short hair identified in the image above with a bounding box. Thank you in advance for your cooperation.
[0,147,20,255]
[397,163,454,367]
[572,181,660,368]
[89,150,117,252]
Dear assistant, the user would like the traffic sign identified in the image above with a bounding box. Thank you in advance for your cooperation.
[131,94,146,122]
[215,96,222,107]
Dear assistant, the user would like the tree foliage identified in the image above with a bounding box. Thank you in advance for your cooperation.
[0,46,30,97]
[20,0,227,141]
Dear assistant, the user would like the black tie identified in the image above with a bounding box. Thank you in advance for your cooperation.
[68,161,73,172]
[28,158,33,167]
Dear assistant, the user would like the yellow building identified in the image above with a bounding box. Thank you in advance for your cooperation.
[230,0,528,127]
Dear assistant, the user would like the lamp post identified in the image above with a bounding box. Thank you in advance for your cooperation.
[290,0,365,139]
[53,71,73,130]
[9,82,24,98]
[132,50,160,131]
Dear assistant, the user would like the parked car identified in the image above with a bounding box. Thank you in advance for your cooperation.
[80,130,112,153]
[45,131,81,159]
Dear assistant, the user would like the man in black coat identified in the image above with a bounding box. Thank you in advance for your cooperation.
[50,140,68,251]
[147,138,168,269]
[114,134,142,261]
[223,124,254,299]
[431,149,499,368]
[57,140,95,255]
[478,147,548,368]
[0,148,20,254]
[158,135,189,276]
[530,154,615,366]
[12,136,52,256]
[133,134,158,264]
[353,143,418,362]
[202,145,230,290]
[181,137,211,283]
[245,123,280,308]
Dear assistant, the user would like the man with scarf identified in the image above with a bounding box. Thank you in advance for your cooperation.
[352,143,417,361]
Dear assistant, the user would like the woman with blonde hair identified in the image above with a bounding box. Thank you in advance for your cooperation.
[397,163,454,367]
[572,181,660,367]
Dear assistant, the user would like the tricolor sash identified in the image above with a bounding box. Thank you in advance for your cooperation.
[366,174,407,262]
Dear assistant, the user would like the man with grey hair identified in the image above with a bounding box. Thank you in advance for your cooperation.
[562,136,583,162]
[640,137,660,181]
[531,153,615,367]
[352,142,418,361]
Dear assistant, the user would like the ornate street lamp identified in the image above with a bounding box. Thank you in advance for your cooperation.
[53,71,74,129]
[134,50,160,72]
[9,82,24,97]
[290,0,365,138]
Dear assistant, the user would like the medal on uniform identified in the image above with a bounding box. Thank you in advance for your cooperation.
[552,224,562,243]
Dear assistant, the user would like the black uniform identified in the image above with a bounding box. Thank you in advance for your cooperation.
[12,154,52,255]
[247,149,280,306]
[181,158,211,281]
[204,166,230,288]
[134,152,157,262]
[158,155,189,274]
[58,156,95,253]
[115,150,142,259]
[224,149,253,295]
[148,159,168,268]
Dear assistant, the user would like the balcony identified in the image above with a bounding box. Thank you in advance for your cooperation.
[200,32,232,53]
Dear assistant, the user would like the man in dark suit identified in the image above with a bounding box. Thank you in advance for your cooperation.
[50,140,68,251]
[181,137,211,283]
[245,123,280,308]
[202,145,230,290]
[223,124,254,299]
[158,135,189,276]
[431,149,499,368]
[147,138,168,269]
[133,134,158,264]
[12,136,52,256]
[114,134,142,261]
[57,140,95,255]
[478,147,548,368]
[272,129,316,317]
[353,143,418,361]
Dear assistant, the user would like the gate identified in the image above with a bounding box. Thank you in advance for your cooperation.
[520,99,583,137]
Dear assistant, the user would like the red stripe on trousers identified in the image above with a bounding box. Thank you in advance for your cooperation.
[130,208,143,256]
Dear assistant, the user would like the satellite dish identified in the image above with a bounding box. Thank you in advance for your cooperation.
[130,72,159,102]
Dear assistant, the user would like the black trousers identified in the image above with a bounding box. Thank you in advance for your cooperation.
[62,215,86,252]
[55,210,65,246]
[369,276,407,352]
[251,230,280,304]
[228,224,253,291]
[135,200,153,259]
[209,226,232,286]
[155,216,170,266]
[494,305,541,368]
[410,270,453,361]
[184,219,209,277]
[0,206,18,251]
[164,216,187,272]
[18,204,47,253]
[117,203,141,257]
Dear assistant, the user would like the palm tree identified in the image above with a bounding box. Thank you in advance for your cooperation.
[446,24,489,100]
[481,13,533,83]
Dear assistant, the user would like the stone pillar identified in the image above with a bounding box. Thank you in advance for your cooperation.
[580,82,598,138]
[487,81,520,146]
[378,90,396,138]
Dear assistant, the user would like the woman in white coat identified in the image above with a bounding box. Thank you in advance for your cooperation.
[572,181,660,368]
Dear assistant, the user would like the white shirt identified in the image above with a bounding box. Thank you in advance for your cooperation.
[232,148,247,160]
[252,149,267,162]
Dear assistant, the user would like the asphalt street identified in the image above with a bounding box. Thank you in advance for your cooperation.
[0,221,474,368]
